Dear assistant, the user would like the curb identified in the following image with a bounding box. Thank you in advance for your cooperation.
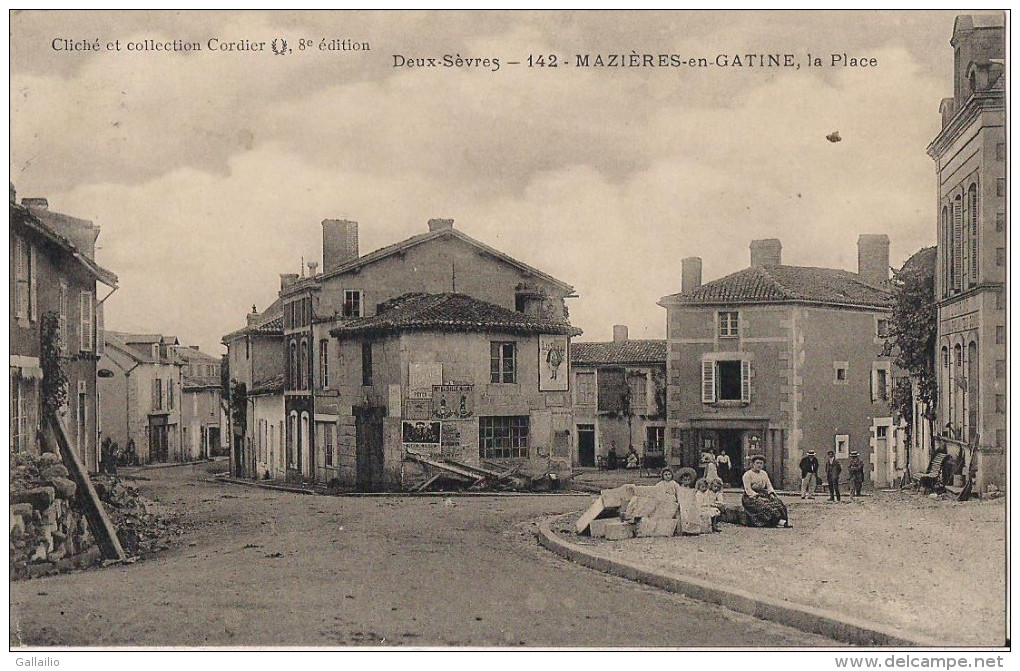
[536,514,939,647]
[209,476,592,498]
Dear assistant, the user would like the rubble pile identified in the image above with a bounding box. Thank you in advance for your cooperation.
[575,484,680,539]
[91,474,185,557]
[10,451,98,580]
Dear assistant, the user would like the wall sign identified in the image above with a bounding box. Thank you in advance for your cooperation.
[432,384,474,419]
[539,335,569,392]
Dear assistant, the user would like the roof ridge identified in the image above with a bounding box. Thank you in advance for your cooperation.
[757,265,798,300]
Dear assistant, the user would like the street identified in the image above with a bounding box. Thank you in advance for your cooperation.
[10,464,836,647]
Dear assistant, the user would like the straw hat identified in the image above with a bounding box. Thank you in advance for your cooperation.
[675,467,698,482]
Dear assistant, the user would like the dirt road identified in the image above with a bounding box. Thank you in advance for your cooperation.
[10,464,836,647]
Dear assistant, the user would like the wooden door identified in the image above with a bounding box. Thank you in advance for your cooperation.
[577,425,595,467]
[355,406,386,492]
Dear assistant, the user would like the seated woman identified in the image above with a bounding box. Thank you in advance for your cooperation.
[741,455,792,528]
[625,447,640,469]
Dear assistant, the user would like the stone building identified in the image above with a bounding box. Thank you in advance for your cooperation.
[926,14,1006,492]
[221,299,284,479]
[173,344,227,461]
[659,238,904,489]
[569,326,667,468]
[99,333,185,464]
[10,191,117,471]
[278,217,577,488]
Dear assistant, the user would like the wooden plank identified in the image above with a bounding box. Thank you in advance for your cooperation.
[406,451,485,481]
[413,473,443,492]
[444,459,511,480]
[45,416,126,562]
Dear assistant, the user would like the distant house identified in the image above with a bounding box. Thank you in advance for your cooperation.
[10,190,118,471]
[328,292,580,490]
[221,299,284,479]
[927,14,1006,492]
[99,332,185,464]
[659,237,904,489]
[570,326,667,468]
[173,344,227,461]
[278,217,577,489]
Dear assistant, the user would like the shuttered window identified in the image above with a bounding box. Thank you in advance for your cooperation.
[96,301,105,354]
[703,359,750,403]
[953,197,963,292]
[79,291,94,351]
[701,360,716,403]
[969,183,979,282]
[740,360,751,403]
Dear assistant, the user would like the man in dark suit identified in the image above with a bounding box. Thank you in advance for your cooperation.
[825,450,842,502]
[799,449,819,499]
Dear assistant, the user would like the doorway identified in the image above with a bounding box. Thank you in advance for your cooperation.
[149,419,169,463]
[355,406,386,491]
[577,424,595,467]
[718,429,743,487]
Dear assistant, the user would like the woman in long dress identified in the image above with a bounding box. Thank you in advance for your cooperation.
[741,455,791,528]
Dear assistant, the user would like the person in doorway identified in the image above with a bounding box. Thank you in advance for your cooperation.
[625,446,640,470]
[701,450,718,481]
[848,451,865,497]
[799,449,819,499]
[716,450,732,485]
[825,450,842,502]
[741,455,791,528]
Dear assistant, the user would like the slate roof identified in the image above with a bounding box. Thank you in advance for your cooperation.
[571,340,667,366]
[660,265,892,309]
[330,292,582,338]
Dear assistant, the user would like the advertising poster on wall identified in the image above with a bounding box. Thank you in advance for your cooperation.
[538,335,569,392]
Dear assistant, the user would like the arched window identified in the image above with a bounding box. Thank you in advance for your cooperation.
[287,411,298,469]
[969,183,979,283]
[289,341,298,390]
[967,341,979,442]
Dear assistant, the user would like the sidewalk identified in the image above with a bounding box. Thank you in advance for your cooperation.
[543,490,1005,646]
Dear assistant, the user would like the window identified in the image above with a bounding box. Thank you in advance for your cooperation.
[997,213,1005,232]
[287,412,297,468]
[479,416,529,459]
[876,319,891,338]
[876,425,888,439]
[871,364,890,402]
[834,361,849,384]
[941,347,949,368]
[300,338,309,390]
[996,290,1004,310]
[996,248,1005,267]
[997,326,1005,345]
[575,371,596,406]
[969,183,979,282]
[996,143,1005,160]
[10,375,29,452]
[320,340,330,388]
[702,358,750,403]
[718,312,739,338]
[245,337,250,360]
[628,373,647,414]
[996,178,1005,197]
[13,236,35,321]
[490,342,517,383]
[96,302,105,355]
[996,359,1005,378]
[343,290,363,318]
[597,367,627,411]
[835,434,849,458]
[646,426,665,454]
[79,291,94,352]
[153,378,163,410]
[996,394,1006,414]
[323,424,334,467]
[289,341,298,389]
[168,379,175,410]
[952,196,963,292]
[362,342,373,386]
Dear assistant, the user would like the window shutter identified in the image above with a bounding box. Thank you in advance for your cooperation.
[79,292,94,351]
[870,368,878,402]
[14,237,23,318]
[970,185,979,281]
[740,359,751,403]
[701,360,716,404]
[29,244,37,322]
[96,301,105,354]
[152,378,159,409]
[952,200,963,292]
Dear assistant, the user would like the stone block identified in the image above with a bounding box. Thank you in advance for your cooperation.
[574,497,606,534]
[636,517,678,537]
[38,452,61,466]
[10,513,25,536]
[51,477,77,500]
[603,520,635,541]
[633,485,675,501]
[622,496,678,521]
[10,503,33,520]
[587,518,613,538]
[600,484,636,509]
[41,465,70,480]
[28,562,55,578]
[11,487,55,511]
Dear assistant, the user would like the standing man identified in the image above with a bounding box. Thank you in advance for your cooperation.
[825,450,842,502]
[799,449,819,499]
[848,451,866,497]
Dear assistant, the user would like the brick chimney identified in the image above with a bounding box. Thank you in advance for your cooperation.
[322,219,359,272]
[307,261,318,277]
[750,239,782,267]
[613,325,628,344]
[681,257,702,293]
[428,218,454,232]
[857,234,890,286]
[280,273,299,291]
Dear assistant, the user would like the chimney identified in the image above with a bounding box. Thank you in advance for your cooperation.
[750,239,782,267]
[280,273,299,291]
[857,234,890,286]
[322,219,359,272]
[307,261,318,277]
[681,257,703,293]
[22,197,49,210]
[613,325,628,344]
[428,218,454,232]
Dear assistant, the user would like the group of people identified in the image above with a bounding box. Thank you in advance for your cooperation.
[798,449,867,501]
[652,467,725,534]
[604,445,647,471]
[699,447,733,484]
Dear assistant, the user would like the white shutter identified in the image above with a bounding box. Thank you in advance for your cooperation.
[79,291,94,351]
[29,244,37,322]
[741,359,751,403]
[701,360,716,404]
[14,237,24,318]
[152,378,159,410]
[96,301,105,354]
[953,200,963,292]
[870,368,878,402]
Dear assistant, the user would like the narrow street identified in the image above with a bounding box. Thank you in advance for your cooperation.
[10,464,836,647]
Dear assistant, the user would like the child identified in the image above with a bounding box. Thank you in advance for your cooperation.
[677,468,707,535]
[705,478,725,532]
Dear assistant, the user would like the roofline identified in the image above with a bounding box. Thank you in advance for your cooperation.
[330,323,582,339]
[572,359,666,367]
[315,227,575,293]
[14,206,118,287]
[927,89,1004,158]
[657,297,892,312]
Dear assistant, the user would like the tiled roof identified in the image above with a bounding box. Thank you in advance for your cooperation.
[10,202,118,288]
[221,297,284,342]
[661,265,892,309]
[250,373,284,396]
[571,340,666,366]
[330,292,582,338]
[253,315,283,334]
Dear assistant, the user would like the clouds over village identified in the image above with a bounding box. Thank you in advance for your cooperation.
[11,10,954,352]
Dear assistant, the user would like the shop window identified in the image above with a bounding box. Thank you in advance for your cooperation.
[479,416,529,459]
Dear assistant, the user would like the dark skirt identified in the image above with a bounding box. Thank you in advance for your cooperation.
[741,493,789,527]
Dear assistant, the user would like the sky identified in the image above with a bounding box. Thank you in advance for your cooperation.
[10,10,968,354]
